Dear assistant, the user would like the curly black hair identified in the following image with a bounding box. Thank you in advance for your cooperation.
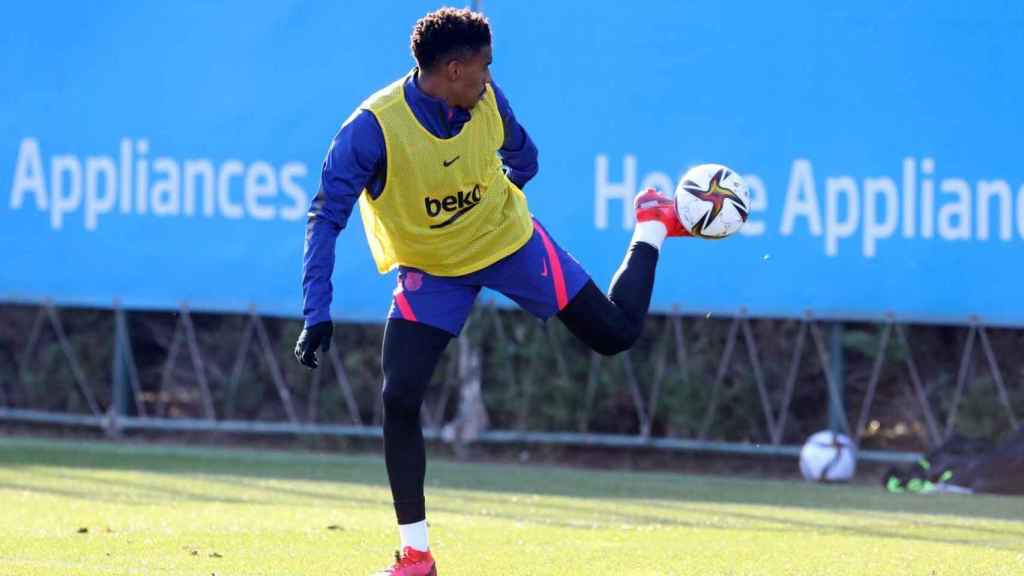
[410,7,491,72]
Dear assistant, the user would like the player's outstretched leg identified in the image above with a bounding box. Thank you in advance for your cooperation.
[374,318,449,576]
[557,188,687,356]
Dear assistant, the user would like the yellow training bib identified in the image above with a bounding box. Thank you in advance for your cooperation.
[357,73,533,276]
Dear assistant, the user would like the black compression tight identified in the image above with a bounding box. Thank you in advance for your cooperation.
[380,241,659,524]
[556,241,659,355]
[381,318,451,525]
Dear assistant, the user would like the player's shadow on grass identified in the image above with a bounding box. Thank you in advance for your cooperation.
[30,467,254,505]
[2,436,1023,545]
[441,486,1024,552]
[5,468,1017,555]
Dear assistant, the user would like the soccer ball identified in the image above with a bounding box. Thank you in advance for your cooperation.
[799,430,857,482]
[674,163,750,239]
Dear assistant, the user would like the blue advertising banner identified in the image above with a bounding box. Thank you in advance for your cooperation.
[3,1,1023,326]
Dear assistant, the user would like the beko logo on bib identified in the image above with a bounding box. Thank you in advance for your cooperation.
[423,185,482,229]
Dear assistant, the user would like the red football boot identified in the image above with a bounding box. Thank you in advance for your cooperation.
[372,547,437,576]
[634,187,690,237]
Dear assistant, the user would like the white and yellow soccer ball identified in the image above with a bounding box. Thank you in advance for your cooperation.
[799,430,857,482]
[674,163,750,239]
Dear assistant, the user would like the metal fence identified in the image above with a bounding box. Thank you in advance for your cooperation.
[2,300,1021,465]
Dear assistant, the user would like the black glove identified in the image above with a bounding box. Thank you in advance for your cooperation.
[294,321,333,369]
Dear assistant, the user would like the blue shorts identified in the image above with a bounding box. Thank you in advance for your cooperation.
[387,219,591,335]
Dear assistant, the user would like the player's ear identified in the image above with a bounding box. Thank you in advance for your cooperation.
[445,58,462,82]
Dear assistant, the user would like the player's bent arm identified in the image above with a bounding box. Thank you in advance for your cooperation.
[301,110,386,327]
[491,81,538,189]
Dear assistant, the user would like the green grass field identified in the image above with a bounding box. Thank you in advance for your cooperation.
[0,437,1022,575]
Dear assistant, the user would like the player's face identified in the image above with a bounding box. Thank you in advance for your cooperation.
[452,45,492,109]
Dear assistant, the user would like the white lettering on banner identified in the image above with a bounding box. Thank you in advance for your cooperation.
[151,158,180,217]
[901,157,916,238]
[85,156,116,229]
[976,180,1012,241]
[780,159,822,237]
[862,177,898,258]
[118,138,133,214]
[6,137,310,230]
[594,154,636,230]
[593,155,1024,258]
[594,154,769,234]
[1017,184,1024,239]
[938,178,971,240]
[10,138,47,210]
[51,155,82,230]
[920,158,935,239]
[825,176,859,257]
[135,139,149,215]
[278,162,308,221]
[218,160,244,220]
[245,161,277,221]
[183,159,215,217]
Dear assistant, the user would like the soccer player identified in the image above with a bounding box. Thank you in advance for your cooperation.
[294,8,689,575]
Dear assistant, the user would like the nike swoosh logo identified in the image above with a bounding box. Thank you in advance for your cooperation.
[442,155,461,167]
[429,202,479,229]
[541,259,549,277]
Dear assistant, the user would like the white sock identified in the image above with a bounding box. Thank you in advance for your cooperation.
[632,220,668,250]
[399,520,429,552]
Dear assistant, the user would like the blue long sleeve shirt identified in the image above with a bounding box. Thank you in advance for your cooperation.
[302,72,539,326]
